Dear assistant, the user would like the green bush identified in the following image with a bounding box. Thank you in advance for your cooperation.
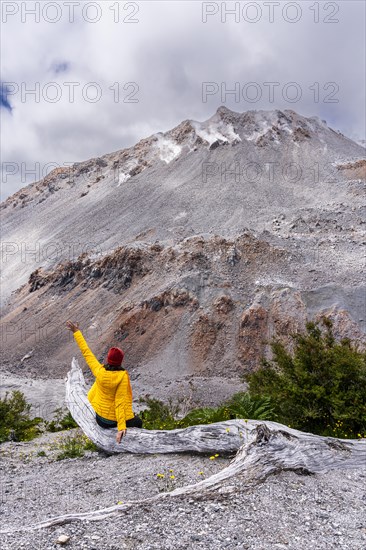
[224,392,276,421]
[55,432,98,460]
[179,394,275,427]
[44,408,78,432]
[0,390,43,443]
[245,317,366,439]
[179,406,230,427]
[139,396,181,430]
[140,392,275,430]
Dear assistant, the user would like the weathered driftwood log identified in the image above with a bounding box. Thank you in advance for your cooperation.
[29,419,366,530]
[65,357,247,454]
[64,358,366,464]
[2,358,364,532]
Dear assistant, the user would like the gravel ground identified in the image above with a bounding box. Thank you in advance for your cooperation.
[1,429,365,549]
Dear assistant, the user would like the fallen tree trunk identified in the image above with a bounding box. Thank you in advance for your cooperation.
[28,420,366,530]
[2,358,364,532]
[65,357,248,454]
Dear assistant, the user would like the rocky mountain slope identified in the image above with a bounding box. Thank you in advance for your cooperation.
[1,107,365,398]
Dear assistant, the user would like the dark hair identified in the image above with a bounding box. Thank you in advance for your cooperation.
[103,363,125,371]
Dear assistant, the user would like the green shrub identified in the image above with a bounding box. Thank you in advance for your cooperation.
[44,408,78,432]
[139,396,180,430]
[55,432,98,460]
[82,436,99,452]
[55,434,85,460]
[224,392,276,421]
[245,317,366,439]
[179,406,230,427]
[139,392,276,430]
[0,390,42,443]
[179,394,275,427]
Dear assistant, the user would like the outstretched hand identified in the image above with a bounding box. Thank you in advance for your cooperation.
[66,320,80,333]
[116,430,127,444]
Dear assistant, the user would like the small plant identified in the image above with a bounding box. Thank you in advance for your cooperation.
[178,393,275,428]
[179,406,230,427]
[44,408,78,432]
[0,390,43,443]
[54,432,98,460]
[37,450,47,457]
[154,468,178,492]
[139,396,181,430]
[55,434,85,460]
[81,434,99,452]
[139,391,276,431]
[224,392,275,421]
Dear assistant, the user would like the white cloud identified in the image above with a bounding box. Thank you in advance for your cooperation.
[1,0,365,200]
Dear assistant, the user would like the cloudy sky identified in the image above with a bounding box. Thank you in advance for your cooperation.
[1,0,365,200]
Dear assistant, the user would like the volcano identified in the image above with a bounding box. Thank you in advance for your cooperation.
[1,106,365,403]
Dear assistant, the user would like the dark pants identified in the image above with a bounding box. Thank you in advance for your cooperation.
[95,414,143,429]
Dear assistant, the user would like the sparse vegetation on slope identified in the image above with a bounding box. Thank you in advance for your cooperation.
[43,408,78,432]
[53,432,98,460]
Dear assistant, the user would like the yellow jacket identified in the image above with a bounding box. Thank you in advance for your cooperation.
[73,330,134,430]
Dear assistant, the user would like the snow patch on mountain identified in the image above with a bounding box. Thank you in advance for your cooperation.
[117,172,131,186]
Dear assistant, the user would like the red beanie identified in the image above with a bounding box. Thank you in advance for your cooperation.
[107,347,124,366]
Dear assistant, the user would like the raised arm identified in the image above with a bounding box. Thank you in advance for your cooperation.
[66,321,102,377]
